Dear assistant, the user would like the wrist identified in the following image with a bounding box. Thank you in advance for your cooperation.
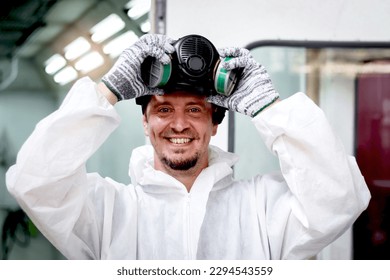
[252,96,280,117]
[97,82,118,105]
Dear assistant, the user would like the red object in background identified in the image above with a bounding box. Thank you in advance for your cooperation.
[355,70,390,259]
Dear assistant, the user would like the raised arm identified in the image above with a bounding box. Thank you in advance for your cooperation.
[253,93,370,259]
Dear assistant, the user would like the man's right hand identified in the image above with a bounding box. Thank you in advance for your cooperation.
[101,34,175,101]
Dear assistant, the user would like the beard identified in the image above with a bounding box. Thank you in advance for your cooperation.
[161,152,199,171]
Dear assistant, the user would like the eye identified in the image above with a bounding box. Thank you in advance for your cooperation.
[188,107,201,113]
[158,107,172,113]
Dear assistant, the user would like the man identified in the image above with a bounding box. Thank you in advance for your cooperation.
[6,34,370,259]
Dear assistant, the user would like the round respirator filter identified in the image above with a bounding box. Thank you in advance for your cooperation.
[176,35,215,77]
[214,57,239,96]
[141,56,172,88]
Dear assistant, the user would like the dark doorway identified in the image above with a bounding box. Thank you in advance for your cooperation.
[354,63,390,259]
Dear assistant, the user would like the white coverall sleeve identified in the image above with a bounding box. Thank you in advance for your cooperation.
[6,77,125,259]
[252,93,371,259]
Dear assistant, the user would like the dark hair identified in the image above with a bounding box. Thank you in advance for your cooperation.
[136,95,226,125]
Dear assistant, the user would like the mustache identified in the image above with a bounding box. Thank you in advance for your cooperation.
[162,128,198,138]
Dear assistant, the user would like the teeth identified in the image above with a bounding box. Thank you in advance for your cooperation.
[170,138,191,144]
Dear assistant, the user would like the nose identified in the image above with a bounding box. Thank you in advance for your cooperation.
[170,110,190,132]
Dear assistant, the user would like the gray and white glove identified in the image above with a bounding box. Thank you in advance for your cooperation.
[208,47,279,117]
[102,34,175,101]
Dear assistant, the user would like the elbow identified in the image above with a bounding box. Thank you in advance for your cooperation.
[6,164,43,207]
[351,179,371,219]
[327,180,371,235]
[5,165,20,199]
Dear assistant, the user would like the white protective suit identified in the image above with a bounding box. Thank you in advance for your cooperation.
[6,77,370,260]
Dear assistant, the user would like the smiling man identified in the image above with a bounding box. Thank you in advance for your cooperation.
[144,92,218,191]
[6,34,370,260]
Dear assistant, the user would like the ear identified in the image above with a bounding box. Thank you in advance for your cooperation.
[142,114,149,136]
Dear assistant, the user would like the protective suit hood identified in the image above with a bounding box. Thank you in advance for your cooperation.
[128,145,239,192]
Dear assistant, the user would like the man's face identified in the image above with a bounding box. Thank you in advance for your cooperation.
[143,91,218,174]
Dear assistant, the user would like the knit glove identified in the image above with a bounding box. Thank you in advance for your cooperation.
[102,34,175,101]
[208,47,279,117]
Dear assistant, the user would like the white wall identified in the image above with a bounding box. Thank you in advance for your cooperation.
[166,0,390,46]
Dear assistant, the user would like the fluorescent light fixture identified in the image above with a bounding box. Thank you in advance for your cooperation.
[54,66,78,85]
[64,37,91,60]
[90,14,126,43]
[75,51,104,73]
[44,54,66,74]
[103,31,138,58]
[140,20,151,33]
[126,0,151,20]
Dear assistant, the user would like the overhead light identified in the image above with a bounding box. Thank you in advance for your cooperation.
[140,20,151,33]
[44,54,66,74]
[103,31,138,58]
[126,0,151,20]
[54,66,78,85]
[90,14,126,43]
[64,37,91,60]
[75,51,104,73]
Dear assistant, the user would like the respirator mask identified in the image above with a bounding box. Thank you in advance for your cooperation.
[139,34,242,97]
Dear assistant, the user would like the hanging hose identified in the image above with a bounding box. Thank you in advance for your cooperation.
[1,209,31,260]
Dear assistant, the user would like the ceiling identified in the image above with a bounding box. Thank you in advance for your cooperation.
[0,0,60,59]
[0,0,145,60]
[0,0,150,91]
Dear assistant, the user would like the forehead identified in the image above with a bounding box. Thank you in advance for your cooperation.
[148,91,210,107]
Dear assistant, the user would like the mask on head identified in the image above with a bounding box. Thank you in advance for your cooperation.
[140,34,242,97]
